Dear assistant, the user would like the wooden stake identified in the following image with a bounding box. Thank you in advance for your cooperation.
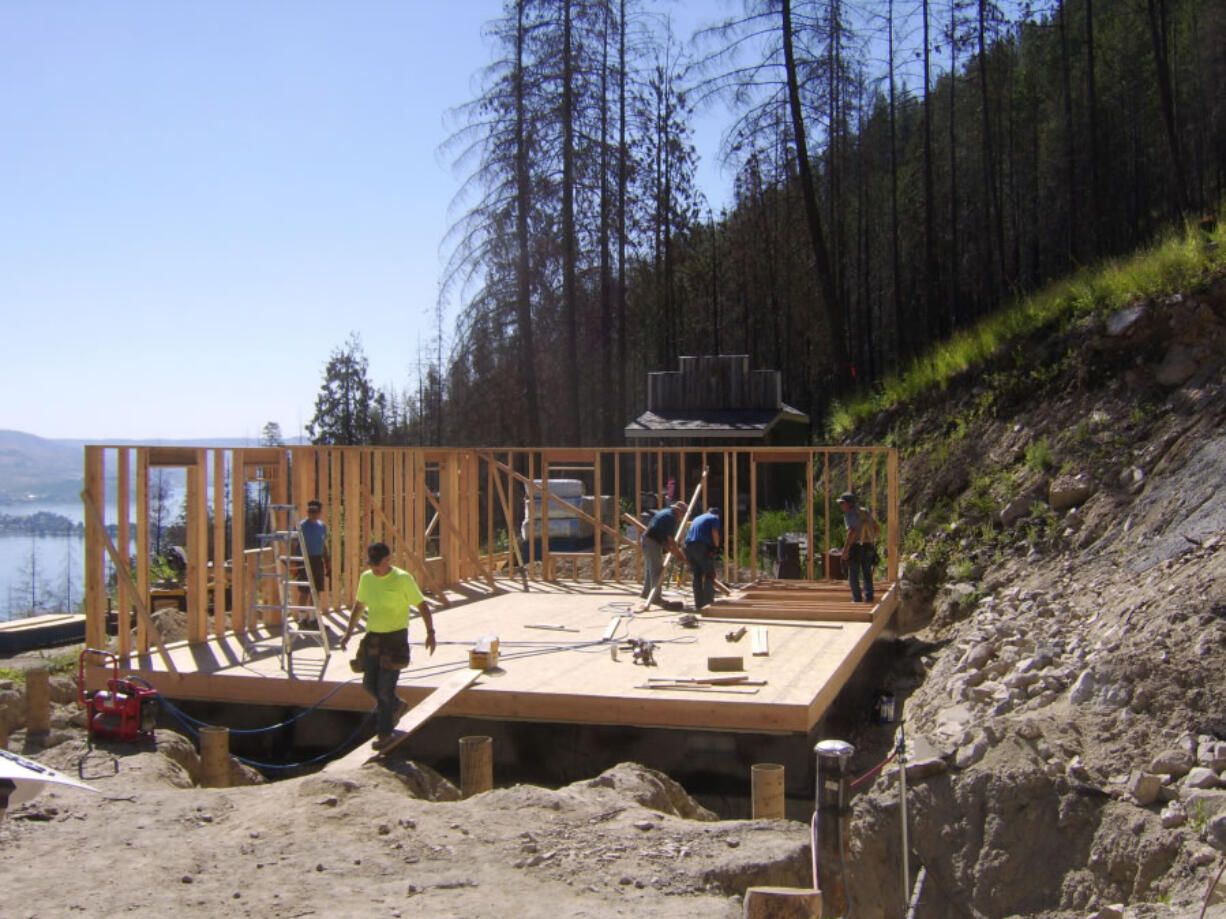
[199,726,230,788]
[751,762,785,819]
[26,668,50,735]
[459,735,493,797]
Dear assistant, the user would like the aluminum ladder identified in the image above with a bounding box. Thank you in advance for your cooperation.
[248,503,330,676]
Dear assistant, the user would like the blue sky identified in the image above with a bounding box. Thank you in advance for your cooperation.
[0,0,732,442]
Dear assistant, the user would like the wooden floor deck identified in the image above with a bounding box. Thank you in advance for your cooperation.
[96,578,899,736]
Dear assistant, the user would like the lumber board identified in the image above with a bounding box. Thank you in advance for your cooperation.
[325,668,481,772]
[694,615,843,630]
[636,683,760,694]
[708,603,873,623]
[641,470,706,610]
[148,446,199,467]
[81,489,176,672]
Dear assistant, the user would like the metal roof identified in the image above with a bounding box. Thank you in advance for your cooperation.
[624,404,809,440]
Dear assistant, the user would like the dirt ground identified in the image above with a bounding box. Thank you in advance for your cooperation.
[3,728,813,919]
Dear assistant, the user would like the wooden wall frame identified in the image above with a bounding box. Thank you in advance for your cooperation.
[82,444,899,656]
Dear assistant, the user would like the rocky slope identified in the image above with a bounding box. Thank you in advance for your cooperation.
[845,274,1226,918]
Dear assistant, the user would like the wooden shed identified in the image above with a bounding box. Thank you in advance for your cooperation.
[624,355,810,446]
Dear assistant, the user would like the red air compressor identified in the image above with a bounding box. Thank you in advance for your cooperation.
[77,648,159,745]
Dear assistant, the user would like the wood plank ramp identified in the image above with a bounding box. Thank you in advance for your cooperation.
[325,668,482,772]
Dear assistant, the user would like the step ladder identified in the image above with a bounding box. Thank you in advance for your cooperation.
[249,503,330,676]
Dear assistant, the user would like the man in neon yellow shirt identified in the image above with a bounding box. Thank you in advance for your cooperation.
[340,542,437,748]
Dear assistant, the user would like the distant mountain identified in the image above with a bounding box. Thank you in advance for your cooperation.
[0,430,83,503]
[0,430,306,504]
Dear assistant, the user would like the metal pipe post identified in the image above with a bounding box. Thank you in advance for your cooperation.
[814,739,854,919]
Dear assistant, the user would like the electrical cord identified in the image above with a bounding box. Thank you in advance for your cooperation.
[126,675,361,736]
[128,678,378,772]
[849,750,898,789]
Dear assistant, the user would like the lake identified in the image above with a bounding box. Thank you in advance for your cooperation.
[0,493,184,623]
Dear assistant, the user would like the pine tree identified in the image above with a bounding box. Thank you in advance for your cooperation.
[307,333,385,446]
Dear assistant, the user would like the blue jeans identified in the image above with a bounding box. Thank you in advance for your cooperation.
[362,655,402,738]
[641,537,665,598]
[685,542,716,610]
[848,543,875,603]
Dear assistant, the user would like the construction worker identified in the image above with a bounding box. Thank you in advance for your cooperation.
[684,507,722,611]
[296,499,331,624]
[640,500,688,602]
[339,542,436,749]
[838,492,879,603]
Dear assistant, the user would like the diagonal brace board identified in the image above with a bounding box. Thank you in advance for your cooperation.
[641,469,706,610]
[324,667,481,772]
[359,487,451,607]
[81,489,177,672]
[479,452,638,553]
[422,488,498,590]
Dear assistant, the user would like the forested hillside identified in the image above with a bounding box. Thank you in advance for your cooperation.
[305,0,1224,448]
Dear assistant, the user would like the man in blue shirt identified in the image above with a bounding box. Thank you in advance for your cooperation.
[838,492,878,603]
[684,507,722,611]
[640,500,687,603]
[296,499,331,624]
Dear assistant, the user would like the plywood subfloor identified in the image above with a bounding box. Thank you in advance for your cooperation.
[101,578,898,735]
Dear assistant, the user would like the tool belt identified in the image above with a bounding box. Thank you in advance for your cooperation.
[356,628,411,671]
[849,542,878,566]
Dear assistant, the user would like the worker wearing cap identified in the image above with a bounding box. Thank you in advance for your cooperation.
[640,500,688,601]
[838,492,879,603]
[684,506,722,611]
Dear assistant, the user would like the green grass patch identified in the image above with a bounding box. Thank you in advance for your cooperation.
[827,213,1226,439]
[1024,437,1056,474]
[0,649,79,685]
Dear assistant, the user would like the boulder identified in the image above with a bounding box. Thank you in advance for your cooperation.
[0,687,24,734]
[1050,474,1095,511]
[1207,813,1226,850]
[957,641,996,672]
[1069,670,1097,705]
[383,760,460,801]
[1185,767,1220,790]
[1199,741,1226,771]
[1183,789,1226,821]
[586,763,717,821]
[1155,343,1200,386]
[935,704,975,740]
[1161,802,1187,828]
[954,738,987,769]
[49,676,79,705]
[1129,772,1163,806]
[1105,302,1148,337]
[999,497,1032,527]
[903,756,948,783]
[1150,749,1194,778]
